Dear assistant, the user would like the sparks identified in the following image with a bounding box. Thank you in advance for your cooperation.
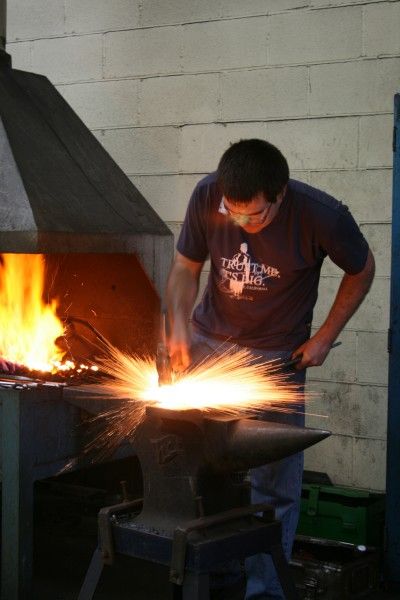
[85,343,306,456]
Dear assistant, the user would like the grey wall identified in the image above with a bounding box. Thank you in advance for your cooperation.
[6,0,400,491]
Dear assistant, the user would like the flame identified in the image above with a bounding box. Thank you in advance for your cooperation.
[0,254,65,371]
[84,343,306,456]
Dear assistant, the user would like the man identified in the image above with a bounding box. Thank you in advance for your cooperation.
[166,139,375,599]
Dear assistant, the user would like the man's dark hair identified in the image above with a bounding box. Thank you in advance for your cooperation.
[217,139,289,203]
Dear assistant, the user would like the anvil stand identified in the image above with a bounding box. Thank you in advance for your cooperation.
[78,499,299,600]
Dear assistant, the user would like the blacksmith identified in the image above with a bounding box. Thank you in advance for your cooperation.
[166,138,375,600]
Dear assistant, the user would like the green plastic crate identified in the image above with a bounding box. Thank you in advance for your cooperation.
[297,484,385,548]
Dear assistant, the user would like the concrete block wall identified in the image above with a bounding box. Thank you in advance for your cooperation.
[6,0,400,491]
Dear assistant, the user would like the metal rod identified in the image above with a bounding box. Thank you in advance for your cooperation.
[385,93,400,590]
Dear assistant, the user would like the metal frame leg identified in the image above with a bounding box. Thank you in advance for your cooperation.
[1,391,35,600]
[77,547,104,600]
[182,572,209,600]
[270,545,299,600]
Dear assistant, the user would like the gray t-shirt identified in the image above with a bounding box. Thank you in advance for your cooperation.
[177,173,369,351]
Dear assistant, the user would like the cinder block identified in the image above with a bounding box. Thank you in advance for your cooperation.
[344,277,390,333]
[313,269,389,335]
[356,331,388,385]
[320,259,342,277]
[354,385,387,439]
[359,114,393,168]
[304,434,353,486]
[309,169,392,224]
[292,171,310,184]
[182,18,267,72]
[310,58,400,116]
[58,80,138,129]
[131,174,204,221]
[305,381,359,436]
[268,6,361,65]
[361,223,391,277]
[31,35,103,84]
[104,27,181,79]
[220,0,308,18]
[352,438,386,491]
[65,0,140,34]
[140,0,219,27]
[138,74,219,126]
[265,117,359,170]
[95,126,181,175]
[164,221,182,250]
[307,328,357,382]
[6,41,32,71]
[7,0,65,41]
[311,275,341,324]
[180,122,268,173]
[221,67,308,121]
[306,382,388,440]
[364,3,400,57]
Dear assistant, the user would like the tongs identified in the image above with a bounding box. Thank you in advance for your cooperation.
[280,341,342,370]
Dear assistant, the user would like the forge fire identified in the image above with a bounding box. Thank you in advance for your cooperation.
[0,253,64,371]
[0,253,97,376]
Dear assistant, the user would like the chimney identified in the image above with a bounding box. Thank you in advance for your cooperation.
[0,3,174,357]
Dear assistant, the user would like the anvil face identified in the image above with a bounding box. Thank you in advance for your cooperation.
[131,407,330,534]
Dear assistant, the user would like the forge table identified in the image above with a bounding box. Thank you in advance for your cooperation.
[0,384,133,600]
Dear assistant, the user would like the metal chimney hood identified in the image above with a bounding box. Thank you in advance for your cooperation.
[0,34,173,291]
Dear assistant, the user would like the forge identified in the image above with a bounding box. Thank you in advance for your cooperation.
[0,27,173,600]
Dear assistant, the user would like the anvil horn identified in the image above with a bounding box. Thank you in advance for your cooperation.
[222,418,330,471]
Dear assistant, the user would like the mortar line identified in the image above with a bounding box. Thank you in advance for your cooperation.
[17,52,400,84]
[84,112,392,134]
[6,0,398,43]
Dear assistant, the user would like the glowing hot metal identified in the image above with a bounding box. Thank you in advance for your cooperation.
[88,344,308,455]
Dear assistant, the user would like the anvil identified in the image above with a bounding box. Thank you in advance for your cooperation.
[133,406,330,535]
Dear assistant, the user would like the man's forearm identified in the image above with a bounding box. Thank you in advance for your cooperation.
[316,250,375,345]
[166,254,204,371]
[166,264,199,325]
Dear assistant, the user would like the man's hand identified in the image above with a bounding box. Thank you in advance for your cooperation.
[168,319,192,373]
[292,249,375,370]
[166,251,204,374]
[291,336,332,370]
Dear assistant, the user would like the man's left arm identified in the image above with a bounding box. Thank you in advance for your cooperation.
[293,249,375,369]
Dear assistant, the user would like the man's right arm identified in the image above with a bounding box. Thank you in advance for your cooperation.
[166,251,204,372]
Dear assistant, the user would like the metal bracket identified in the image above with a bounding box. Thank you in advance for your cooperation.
[98,498,142,565]
[169,502,274,585]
